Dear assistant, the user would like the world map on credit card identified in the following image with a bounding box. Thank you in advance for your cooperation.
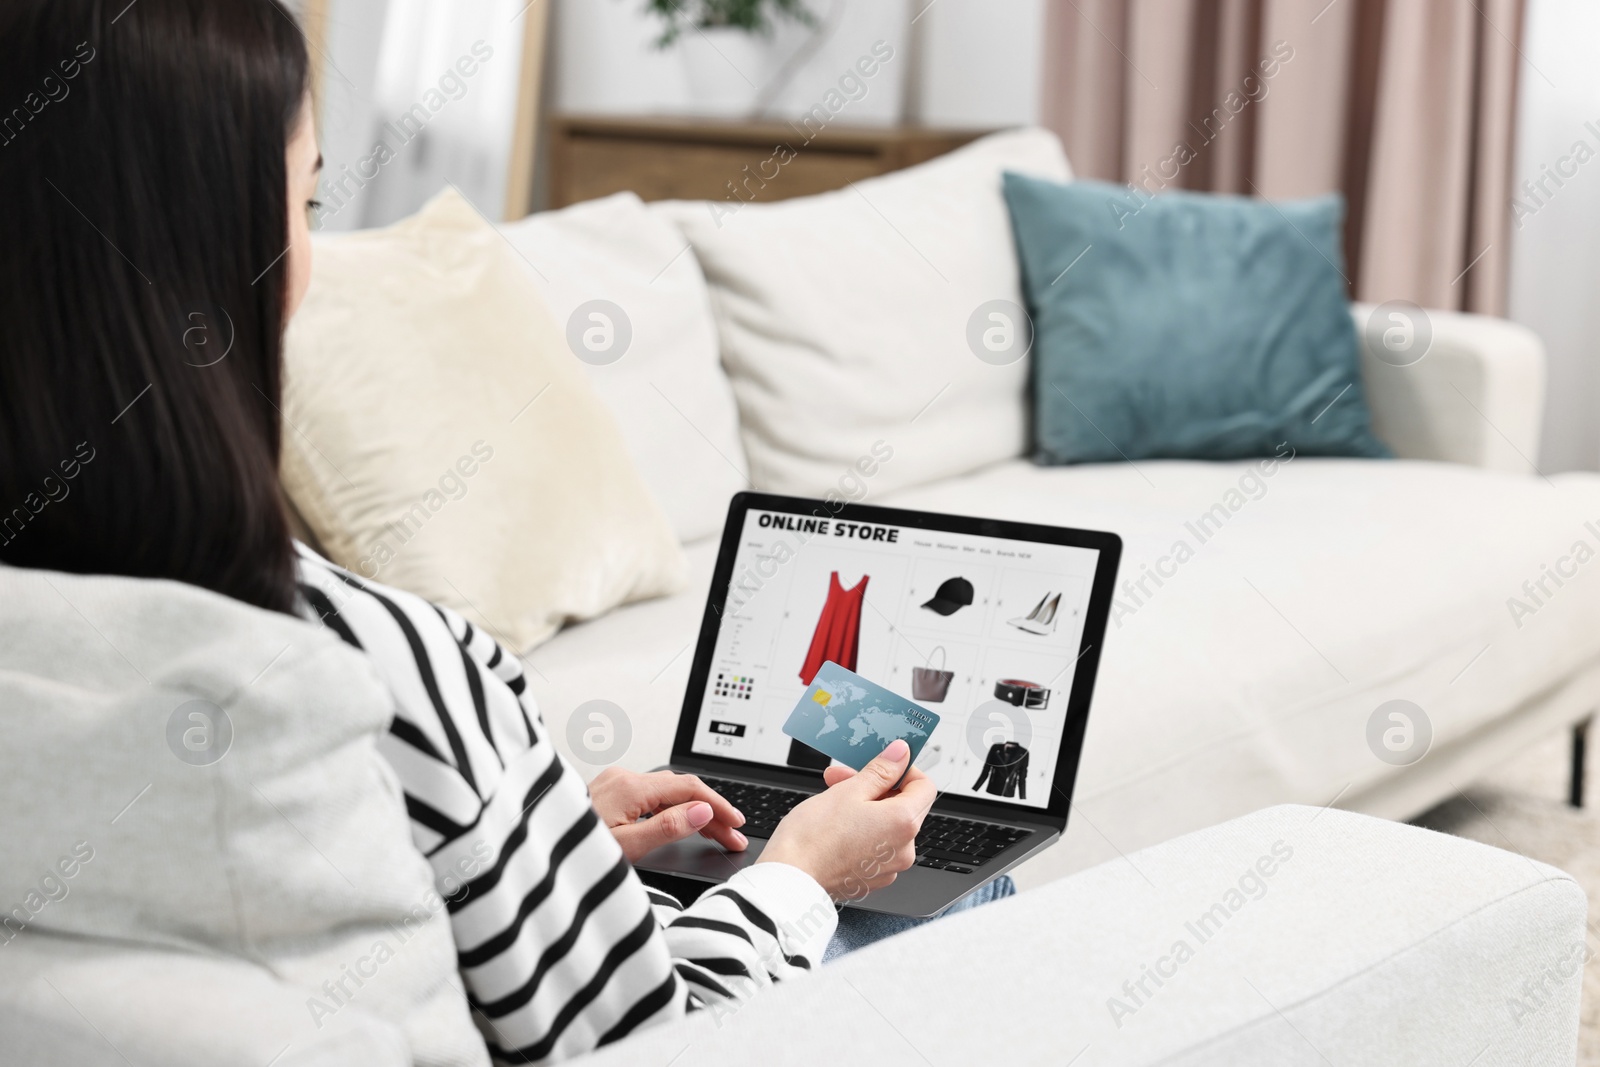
[781,661,940,771]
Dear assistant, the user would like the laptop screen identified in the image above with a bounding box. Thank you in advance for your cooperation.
[684,501,1112,813]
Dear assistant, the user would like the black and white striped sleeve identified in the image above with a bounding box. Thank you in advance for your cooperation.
[293,545,836,1064]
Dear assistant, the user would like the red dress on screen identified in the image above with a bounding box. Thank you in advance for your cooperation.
[799,571,869,685]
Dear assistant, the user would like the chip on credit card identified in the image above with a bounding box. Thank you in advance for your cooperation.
[781,661,940,772]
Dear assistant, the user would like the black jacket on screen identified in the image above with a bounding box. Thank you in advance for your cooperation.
[973,741,1029,799]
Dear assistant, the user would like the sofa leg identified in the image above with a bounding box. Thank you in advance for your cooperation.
[1571,717,1592,809]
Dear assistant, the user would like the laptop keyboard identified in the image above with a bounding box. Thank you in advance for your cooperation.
[696,775,1031,875]
[912,816,1031,874]
[698,777,810,838]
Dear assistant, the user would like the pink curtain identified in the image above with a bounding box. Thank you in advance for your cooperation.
[1040,0,1525,314]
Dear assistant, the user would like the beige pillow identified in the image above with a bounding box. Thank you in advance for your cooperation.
[282,188,686,652]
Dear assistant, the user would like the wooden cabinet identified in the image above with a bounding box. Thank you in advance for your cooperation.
[546,114,993,208]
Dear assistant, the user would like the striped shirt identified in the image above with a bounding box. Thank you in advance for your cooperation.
[293,544,837,1064]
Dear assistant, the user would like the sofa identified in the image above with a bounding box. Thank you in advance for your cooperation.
[5,127,1595,1064]
[528,296,1597,892]
[508,132,1599,896]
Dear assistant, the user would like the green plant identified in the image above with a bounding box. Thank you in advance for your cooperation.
[642,0,817,47]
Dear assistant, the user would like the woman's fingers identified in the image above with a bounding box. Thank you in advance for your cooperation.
[644,771,745,829]
[596,771,751,861]
[821,765,855,788]
[891,766,937,817]
[844,739,911,799]
[696,816,749,853]
[611,800,718,862]
[826,758,931,799]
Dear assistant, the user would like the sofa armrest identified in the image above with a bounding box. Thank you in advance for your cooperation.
[1353,303,1547,473]
[0,933,413,1067]
[578,806,1586,1066]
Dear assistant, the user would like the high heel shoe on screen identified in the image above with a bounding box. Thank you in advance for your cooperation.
[1008,591,1060,635]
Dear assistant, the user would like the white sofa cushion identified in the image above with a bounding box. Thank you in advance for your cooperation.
[0,564,486,1067]
[524,458,1600,889]
[500,193,748,543]
[657,127,1070,499]
[573,806,1585,1066]
[0,935,415,1067]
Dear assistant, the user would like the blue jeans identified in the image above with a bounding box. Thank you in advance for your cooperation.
[823,875,1016,962]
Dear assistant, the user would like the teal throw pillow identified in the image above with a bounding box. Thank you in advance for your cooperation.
[1003,174,1390,464]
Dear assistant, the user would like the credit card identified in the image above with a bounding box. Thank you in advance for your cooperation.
[782,661,940,772]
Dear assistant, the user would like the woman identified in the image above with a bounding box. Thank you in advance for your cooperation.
[0,1,1009,1062]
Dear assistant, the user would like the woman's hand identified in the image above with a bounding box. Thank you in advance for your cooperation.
[758,739,934,901]
[589,767,748,863]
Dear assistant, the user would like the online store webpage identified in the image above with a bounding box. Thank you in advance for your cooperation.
[690,508,1102,810]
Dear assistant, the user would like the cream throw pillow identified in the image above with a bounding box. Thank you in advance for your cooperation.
[283,188,686,652]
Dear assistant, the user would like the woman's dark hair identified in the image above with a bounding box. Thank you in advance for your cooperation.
[0,0,309,613]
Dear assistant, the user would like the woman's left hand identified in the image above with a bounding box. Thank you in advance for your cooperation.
[589,767,748,862]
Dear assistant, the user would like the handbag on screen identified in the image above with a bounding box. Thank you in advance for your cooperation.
[911,646,954,703]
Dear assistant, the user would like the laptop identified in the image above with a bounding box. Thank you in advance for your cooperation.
[635,491,1121,918]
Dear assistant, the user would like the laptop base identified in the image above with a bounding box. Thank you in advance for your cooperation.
[632,765,1060,919]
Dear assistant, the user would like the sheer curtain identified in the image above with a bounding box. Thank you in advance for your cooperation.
[1039,0,1525,315]
[1507,0,1600,472]
[314,0,528,231]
